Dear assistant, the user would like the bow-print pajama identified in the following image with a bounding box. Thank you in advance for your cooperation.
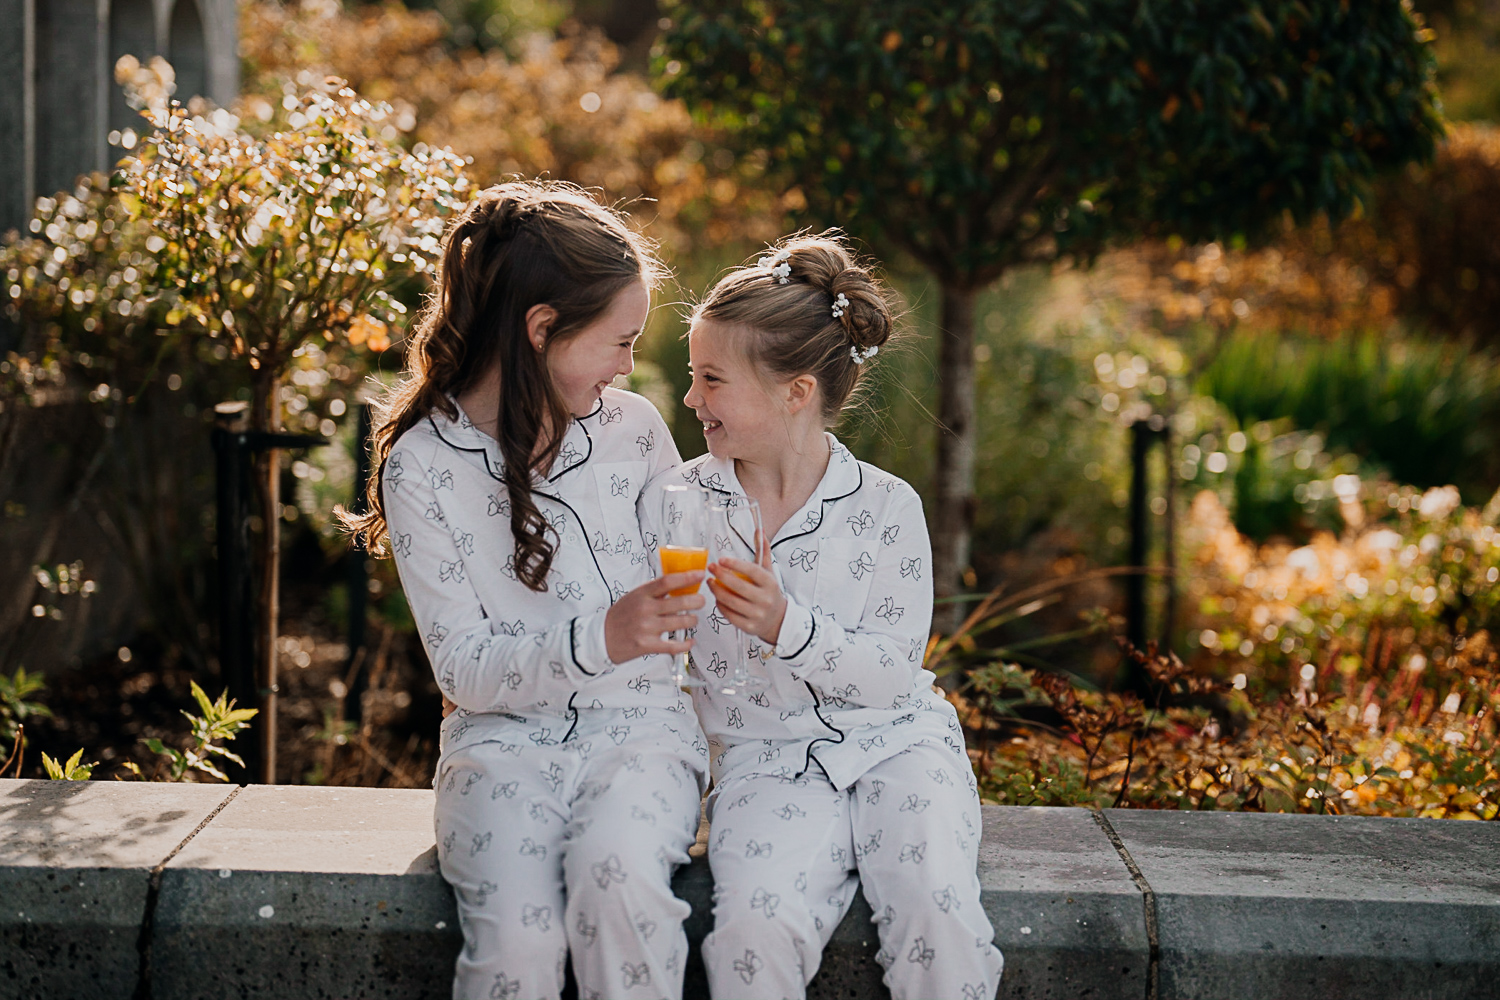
[642,436,1004,1000]
[387,389,709,1000]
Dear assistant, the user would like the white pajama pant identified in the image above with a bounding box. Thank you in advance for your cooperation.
[435,738,703,1000]
[701,742,1004,1000]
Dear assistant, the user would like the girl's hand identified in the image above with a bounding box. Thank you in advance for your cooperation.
[604,571,706,664]
[442,696,458,718]
[708,532,786,645]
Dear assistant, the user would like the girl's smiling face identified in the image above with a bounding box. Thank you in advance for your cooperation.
[684,318,789,461]
[545,279,650,416]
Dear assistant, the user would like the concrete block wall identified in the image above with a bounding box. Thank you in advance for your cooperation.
[2,778,1498,1000]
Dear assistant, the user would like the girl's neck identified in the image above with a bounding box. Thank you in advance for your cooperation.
[733,425,832,539]
[455,365,563,466]
[455,365,503,442]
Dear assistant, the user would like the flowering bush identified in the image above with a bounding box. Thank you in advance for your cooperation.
[4,78,470,423]
[108,82,468,420]
[1,175,168,410]
[950,483,1500,820]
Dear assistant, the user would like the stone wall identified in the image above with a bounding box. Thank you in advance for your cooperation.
[3,779,1498,999]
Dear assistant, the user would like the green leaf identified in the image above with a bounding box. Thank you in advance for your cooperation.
[42,748,95,780]
[189,680,215,718]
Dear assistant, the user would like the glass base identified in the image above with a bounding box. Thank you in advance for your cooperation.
[672,653,706,689]
[716,674,767,696]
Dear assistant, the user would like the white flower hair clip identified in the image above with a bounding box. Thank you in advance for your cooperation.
[757,248,792,284]
[831,293,850,319]
[849,344,878,364]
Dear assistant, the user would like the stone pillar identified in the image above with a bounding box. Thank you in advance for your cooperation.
[0,0,35,238]
[166,0,206,106]
[202,0,239,110]
[108,0,155,138]
[33,0,108,198]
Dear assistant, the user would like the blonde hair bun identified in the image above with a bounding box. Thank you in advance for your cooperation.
[783,240,892,353]
[694,230,897,423]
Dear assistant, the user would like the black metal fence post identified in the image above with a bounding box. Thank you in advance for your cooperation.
[211,402,257,783]
[1126,419,1153,652]
[344,402,372,723]
[1161,422,1177,652]
[211,406,328,783]
[1125,414,1175,690]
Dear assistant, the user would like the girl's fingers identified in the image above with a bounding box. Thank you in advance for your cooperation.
[637,628,693,652]
[716,556,770,584]
[707,579,763,615]
[709,589,762,624]
[709,568,773,604]
[758,530,773,570]
[661,593,706,614]
[647,608,698,631]
[654,570,705,595]
[706,574,749,602]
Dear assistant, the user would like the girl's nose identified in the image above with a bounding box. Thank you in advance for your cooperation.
[683,379,702,409]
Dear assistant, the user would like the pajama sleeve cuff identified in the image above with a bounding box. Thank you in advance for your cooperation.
[773,599,818,663]
[569,609,614,676]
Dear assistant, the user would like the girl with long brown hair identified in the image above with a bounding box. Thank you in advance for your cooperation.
[346,181,709,1000]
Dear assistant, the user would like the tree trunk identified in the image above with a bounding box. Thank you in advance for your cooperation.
[253,375,281,784]
[931,283,978,635]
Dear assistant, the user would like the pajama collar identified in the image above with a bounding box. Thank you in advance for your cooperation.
[679,433,863,547]
[427,394,606,487]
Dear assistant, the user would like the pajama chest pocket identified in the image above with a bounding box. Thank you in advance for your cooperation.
[814,538,878,629]
[592,460,650,565]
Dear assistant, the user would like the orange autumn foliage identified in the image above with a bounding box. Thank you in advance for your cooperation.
[237,1,786,254]
[1107,124,1500,344]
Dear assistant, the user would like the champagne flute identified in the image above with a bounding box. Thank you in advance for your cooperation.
[709,495,768,696]
[658,484,710,689]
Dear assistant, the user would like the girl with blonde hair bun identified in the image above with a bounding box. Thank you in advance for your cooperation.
[644,232,1004,1000]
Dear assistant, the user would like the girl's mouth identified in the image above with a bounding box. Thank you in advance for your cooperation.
[702,419,722,435]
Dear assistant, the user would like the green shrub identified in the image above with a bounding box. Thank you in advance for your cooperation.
[1199,332,1500,498]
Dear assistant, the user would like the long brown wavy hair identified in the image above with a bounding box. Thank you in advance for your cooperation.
[341,180,667,591]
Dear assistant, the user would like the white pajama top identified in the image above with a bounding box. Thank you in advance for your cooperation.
[641,435,965,791]
[383,387,707,764]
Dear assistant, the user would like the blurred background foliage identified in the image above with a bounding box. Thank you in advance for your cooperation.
[2,0,1499,814]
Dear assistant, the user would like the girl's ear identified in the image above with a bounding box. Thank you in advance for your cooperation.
[784,374,819,415]
[526,304,558,352]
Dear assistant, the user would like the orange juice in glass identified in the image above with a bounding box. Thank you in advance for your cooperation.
[659,545,709,594]
[658,485,710,687]
[708,495,767,695]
